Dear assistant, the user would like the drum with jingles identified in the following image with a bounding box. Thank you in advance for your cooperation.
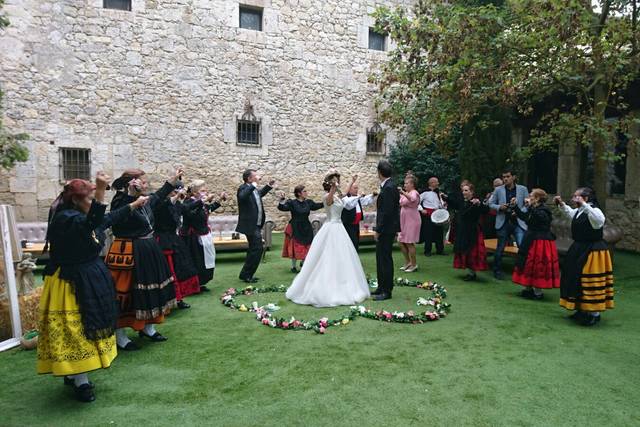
[430,209,450,226]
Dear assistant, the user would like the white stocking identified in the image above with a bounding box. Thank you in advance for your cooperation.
[71,373,89,387]
[143,324,157,336]
[115,328,131,348]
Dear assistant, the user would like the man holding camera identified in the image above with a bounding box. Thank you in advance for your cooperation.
[488,169,529,280]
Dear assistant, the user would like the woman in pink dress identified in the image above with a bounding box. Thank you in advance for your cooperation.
[398,173,421,272]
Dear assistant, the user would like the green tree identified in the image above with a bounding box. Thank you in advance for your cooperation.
[0,0,29,169]
[388,141,460,193]
[374,0,640,209]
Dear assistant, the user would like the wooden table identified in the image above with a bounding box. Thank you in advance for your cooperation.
[22,242,46,256]
[359,230,376,244]
[484,238,519,256]
[213,236,249,250]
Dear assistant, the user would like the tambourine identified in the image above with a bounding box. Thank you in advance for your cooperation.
[430,209,450,225]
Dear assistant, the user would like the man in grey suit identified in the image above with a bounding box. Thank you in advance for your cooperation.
[488,169,529,280]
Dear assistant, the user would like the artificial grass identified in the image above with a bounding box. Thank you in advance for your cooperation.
[1,234,639,426]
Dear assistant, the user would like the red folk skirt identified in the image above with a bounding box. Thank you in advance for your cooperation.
[281,224,311,261]
[512,240,560,289]
[162,249,201,301]
[453,228,488,271]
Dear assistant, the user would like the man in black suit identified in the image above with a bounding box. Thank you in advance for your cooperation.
[373,160,400,301]
[236,169,274,283]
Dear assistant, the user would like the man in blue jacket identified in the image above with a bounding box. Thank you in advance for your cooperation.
[488,169,529,280]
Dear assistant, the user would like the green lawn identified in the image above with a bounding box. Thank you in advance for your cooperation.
[1,234,639,426]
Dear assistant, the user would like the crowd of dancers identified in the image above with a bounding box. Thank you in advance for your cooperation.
[35,164,614,403]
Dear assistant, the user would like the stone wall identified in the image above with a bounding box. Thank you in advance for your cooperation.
[0,0,413,226]
[606,197,640,252]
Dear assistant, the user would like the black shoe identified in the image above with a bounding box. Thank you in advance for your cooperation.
[242,277,258,284]
[290,267,298,273]
[117,341,139,351]
[493,271,504,280]
[64,377,95,389]
[436,251,445,256]
[199,286,210,292]
[74,383,96,403]
[568,311,590,322]
[532,293,544,301]
[138,331,168,342]
[371,288,382,296]
[177,300,191,309]
[520,289,535,299]
[463,273,477,281]
[373,293,392,301]
[579,314,599,327]
[424,252,432,257]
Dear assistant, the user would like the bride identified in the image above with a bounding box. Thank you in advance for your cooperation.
[286,171,370,307]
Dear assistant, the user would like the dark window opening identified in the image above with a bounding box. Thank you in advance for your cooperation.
[60,148,91,181]
[527,151,558,194]
[366,131,385,154]
[240,6,263,31]
[237,120,261,145]
[609,132,627,195]
[104,0,131,11]
[368,29,386,51]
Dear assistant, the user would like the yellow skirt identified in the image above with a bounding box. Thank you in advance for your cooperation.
[560,250,614,312]
[37,269,117,376]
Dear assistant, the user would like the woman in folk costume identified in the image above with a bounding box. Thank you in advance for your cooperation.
[555,188,614,326]
[106,168,182,350]
[153,182,201,309]
[277,185,324,273]
[511,189,560,300]
[179,179,226,292]
[448,182,489,281]
[38,173,148,402]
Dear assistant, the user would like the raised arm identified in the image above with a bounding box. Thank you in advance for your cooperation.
[238,184,256,202]
[325,182,337,206]
[359,194,376,207]
[342,195,360,210]
[583,204,605,229]
[309,199,324,211]
[277,199,292,212]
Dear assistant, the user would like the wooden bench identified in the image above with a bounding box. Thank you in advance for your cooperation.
[484,238,518,256]
[359,230,376,244]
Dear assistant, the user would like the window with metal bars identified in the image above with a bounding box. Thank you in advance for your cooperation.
[368,28,386,51]
[104,0,131,11]
[60,148,92,181]
[237,120,261,145]
[239,6,263,31]
[366,131,385,154]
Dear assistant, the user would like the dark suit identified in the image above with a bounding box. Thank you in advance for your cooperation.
[236,183,272,280]
[374,178,400,295]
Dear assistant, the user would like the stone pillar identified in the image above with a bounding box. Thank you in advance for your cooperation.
[556,141,581,198]
[625,110,640,201]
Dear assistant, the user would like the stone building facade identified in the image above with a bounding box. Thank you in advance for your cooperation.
[0,0,412,226]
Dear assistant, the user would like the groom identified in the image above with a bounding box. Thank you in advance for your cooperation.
[236,169,274,283]
[373,160,400,301]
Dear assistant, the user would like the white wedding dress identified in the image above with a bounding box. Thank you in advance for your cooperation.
[286,194,370,307]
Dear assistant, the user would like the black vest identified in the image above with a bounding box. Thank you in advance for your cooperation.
[571,208,604,243]
[341,197,362,225]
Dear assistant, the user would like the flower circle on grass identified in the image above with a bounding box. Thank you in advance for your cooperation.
[220,277,451,334]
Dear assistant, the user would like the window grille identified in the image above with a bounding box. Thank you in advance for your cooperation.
[104,0,131,11]
[237,100,261,145]
[240,6,263,31]
[366,123,385,154]
[368,29,386,51]
[60,148,91,181]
